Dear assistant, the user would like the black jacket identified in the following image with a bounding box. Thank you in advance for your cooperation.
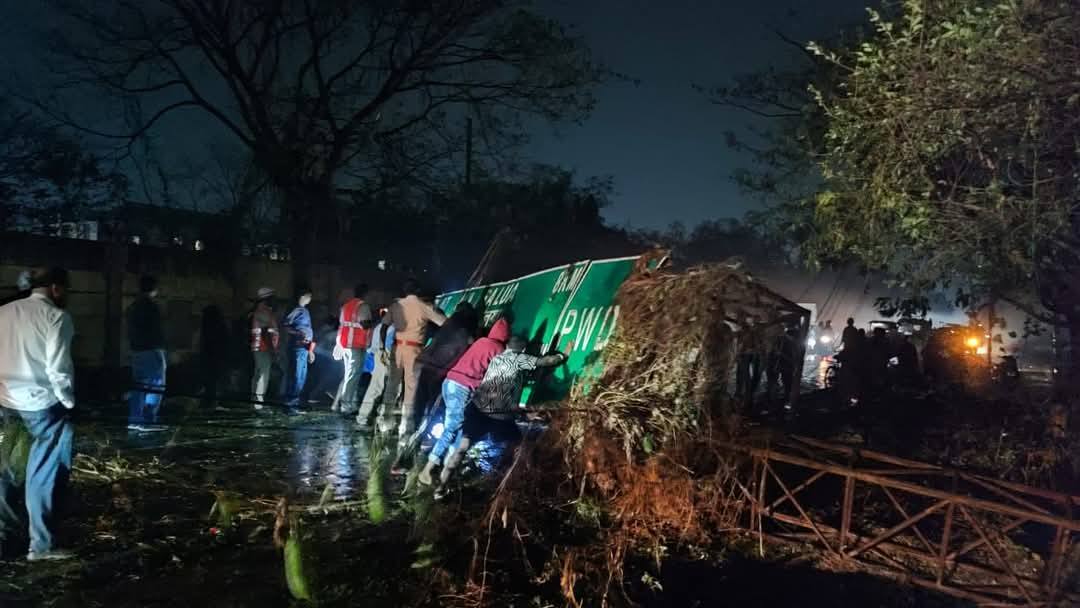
[417,309,478,373]
[127,295,165,351]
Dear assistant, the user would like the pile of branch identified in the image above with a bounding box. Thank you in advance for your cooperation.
[464,262,805,606]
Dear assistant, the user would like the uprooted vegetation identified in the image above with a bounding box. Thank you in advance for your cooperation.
[449,263,808,606]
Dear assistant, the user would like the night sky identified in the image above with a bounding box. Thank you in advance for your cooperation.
[530,0,869,229]
[0,0,870,229]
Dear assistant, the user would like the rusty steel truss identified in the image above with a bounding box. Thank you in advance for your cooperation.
[725,435,1080,606]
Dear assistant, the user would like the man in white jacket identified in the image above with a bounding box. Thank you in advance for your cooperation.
[0,267,76,561]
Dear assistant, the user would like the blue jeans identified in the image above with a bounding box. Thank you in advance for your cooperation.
[284,348,309,410]
[429,379,472,464]
[0,405,74,554]
[129,349,167,425]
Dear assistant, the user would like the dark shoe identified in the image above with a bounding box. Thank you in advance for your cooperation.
[27,549,75,562]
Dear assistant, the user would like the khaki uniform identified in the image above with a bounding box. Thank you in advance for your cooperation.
[390,295,446,436]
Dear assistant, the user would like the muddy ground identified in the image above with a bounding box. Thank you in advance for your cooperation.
[0,390,977,608]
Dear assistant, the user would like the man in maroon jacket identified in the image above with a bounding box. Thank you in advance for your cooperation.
[418,317,509,485]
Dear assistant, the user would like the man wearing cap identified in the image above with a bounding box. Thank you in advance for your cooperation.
[249,287,279,409]
[0,267,76,561]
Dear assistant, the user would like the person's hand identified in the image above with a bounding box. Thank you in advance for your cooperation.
[332,343,344,361]
[380,351,391,366]
[308,351,316,364]
[562,340,575,355]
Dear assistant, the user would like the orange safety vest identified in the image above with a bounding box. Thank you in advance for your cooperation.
[338,298,370,349]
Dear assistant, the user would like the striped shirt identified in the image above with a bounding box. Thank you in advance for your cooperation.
[472,350,566,415]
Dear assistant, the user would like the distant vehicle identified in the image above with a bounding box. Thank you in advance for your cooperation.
[898,317,932,338]
[922,324,991,388]
[869,320,898,335]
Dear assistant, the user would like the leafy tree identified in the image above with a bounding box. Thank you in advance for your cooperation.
[0,102,127,233]
[43,0,604,279]
[807,1,1080,373]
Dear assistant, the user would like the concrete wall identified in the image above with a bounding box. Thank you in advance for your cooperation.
[0,232,409,369]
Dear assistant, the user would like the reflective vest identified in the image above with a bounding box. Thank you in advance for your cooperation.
[250,304,280,353]
[338,298,369,349]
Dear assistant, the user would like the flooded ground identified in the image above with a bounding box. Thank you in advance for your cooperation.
[0,400,437,608]
[0,392,975,607]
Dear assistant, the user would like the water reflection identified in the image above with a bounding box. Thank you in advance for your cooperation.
[284,417,370,500]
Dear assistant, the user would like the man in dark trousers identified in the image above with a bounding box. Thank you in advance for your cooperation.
[127,275,167,432]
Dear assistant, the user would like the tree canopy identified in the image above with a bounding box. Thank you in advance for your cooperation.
[0,101,127,233]
[806,0,1080,325]
[44,0,604,271]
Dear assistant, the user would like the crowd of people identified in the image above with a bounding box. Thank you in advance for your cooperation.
[0,269,571,560]
[735,316,925,413]
[831,318,920,405]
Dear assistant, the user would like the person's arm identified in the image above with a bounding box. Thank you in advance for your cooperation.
[534,340,574,368]
[337,305,348,348]
[268,315,280,351]
[389,301,404,330]
[358,303,375,329]
[302,311,316,357]
[153,302,165,349]
[381,325,396,364]
[421,300,447,326]
[46,311,76,409]
[250,313,262,351]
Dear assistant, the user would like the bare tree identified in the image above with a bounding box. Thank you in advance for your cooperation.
[43,0,602,277]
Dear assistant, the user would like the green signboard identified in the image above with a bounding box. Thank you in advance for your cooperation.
[436,255,641,404]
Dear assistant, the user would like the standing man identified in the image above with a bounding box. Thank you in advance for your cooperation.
[332,284,374,414]
[356,310,396,430]
[390,280,446,439]
[250,287,279,410]
[282,288,316,415]
[735,319,764,414]
[127,275,167,432]
[0,267,76,561]
[840,318,859,352]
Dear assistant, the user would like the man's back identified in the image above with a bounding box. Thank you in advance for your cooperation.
[391,295,447,344]
[127,295,164,351]
[0,294,75,411]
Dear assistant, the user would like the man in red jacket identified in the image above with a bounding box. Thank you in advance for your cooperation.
[419,317,509,486]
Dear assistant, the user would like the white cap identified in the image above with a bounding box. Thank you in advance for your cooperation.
[256,287,275,300]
